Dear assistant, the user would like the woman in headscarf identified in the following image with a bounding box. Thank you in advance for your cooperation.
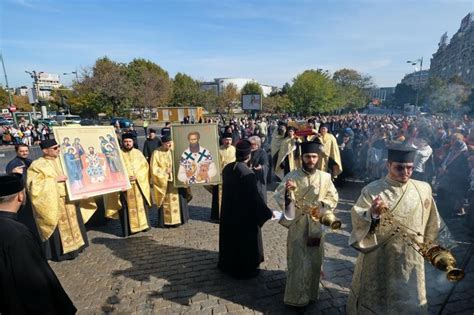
[437,137,469,219]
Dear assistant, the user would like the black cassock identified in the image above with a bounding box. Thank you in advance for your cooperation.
[250,148,269,203]
[0,211,76,315]
[218,162,273,279]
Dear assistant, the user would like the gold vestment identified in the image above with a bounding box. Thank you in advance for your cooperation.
[274,169,339,306]
[315,133,342,176]
[347,177,440,315]
[150,147,181,225]
[27,157,96,254]
[105,148,151,233]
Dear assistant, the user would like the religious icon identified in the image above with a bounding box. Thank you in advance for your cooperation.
[172,124,221,187]
[54,126,131,200]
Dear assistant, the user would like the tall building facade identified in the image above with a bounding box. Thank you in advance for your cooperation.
[37,72,61,98]
[401,70,430,90]
[368,87,395,103]
[430,12,474,85]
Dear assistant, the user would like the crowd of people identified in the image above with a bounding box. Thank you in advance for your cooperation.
[1,110,472,314]
[0,121,52,145]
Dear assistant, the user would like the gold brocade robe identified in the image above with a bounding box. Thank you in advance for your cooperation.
[27,157,96,254]
[274,169,339,307]
[105,149,151,233]
[212,145,236,210]
[347,177,440,315]
[151,147,181,225]
[271,132,284,159]
[275,137,298,179]
[316,133,342,176]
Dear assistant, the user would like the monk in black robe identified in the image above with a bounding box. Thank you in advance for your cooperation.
[0,175,76,315]
[218,140,273,279]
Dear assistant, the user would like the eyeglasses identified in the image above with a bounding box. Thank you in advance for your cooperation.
[51,146,61,150]
[394,165,413,172]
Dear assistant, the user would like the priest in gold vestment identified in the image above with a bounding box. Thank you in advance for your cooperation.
[105,134,151,237]
[270,121,286,180]
[210,132,236,221]
[27,139,96,261]
[315,123,342,178]
[347,146,441,315]
[150,135,189,227]
[274,141,339,307]
[275,126,300,180]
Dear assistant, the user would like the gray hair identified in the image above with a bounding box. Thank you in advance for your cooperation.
[248,136,261,148]
[0,193,18,204]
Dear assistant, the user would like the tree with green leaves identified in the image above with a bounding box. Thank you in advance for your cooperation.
[262,94,293,113]
[393,83,417,108]
[422,76,471,113]
[241,81,263,95]
[288,69,339,114]
[171,73,200,107]
[333,68,373,109]
[0,87,9,108]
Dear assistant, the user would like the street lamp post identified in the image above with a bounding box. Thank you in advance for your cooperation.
[406,57,423,107]
[63,70,79,83]
[25,70,44,119]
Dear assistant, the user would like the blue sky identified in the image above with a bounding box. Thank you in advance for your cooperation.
[1,0,473,88]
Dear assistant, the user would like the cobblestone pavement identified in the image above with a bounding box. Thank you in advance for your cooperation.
[50,180,474,314]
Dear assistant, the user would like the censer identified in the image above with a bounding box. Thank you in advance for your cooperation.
[286,189,342,230]
[376,206,465,282]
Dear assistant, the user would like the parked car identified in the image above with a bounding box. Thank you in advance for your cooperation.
[35,119,59,129]
[110,117,133,128]
[56,115,82,124]
[60,120,81,127]
[0,119,14,126]
[80,118,100,126]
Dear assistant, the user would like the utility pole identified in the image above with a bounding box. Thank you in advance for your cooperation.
[406,57,423,107]
[25,70,43,119]
[0,53,14,108]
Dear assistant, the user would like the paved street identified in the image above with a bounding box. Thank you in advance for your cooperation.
[49,180,474,314]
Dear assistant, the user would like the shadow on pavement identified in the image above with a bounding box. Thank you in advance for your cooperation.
[93,236,290,313]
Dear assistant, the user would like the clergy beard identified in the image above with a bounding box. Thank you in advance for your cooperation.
[189,143,200,153]
[302,161,317,174]
[123,146,133,152]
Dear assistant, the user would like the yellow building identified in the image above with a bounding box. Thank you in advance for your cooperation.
[155,107,203,123]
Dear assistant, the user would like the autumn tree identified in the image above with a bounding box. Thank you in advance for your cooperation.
[76,57,132,117]
[127,58,171,118]
[217,83,240,114]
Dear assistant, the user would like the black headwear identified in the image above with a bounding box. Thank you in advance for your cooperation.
[278,121,288,127]
[387,145,416,163]
[301,141,324,155]
[0,175,23,196]
[319,123,331,131]
[122,133,134,141]
[40,139,58,149]
[235,140,252,161]
[221,132,233,139]
[161,134,172,143]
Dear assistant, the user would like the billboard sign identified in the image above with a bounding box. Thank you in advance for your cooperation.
[242,94,262,111]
